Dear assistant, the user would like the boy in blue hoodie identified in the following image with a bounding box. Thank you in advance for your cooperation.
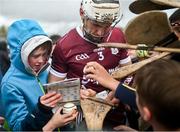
[0,19,77,131]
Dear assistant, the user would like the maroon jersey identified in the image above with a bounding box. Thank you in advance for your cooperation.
[50,26,131,93]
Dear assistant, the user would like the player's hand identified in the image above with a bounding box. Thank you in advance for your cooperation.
[40,92,62,108]
[80,88,96,99]
[105,91,120,105]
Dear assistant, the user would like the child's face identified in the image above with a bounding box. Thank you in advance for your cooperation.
[28,44,50,73]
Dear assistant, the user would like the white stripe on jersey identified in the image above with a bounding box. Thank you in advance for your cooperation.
[49,67,67,78]
[119,56,131,64]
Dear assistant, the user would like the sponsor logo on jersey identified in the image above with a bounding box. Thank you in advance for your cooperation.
[75,53,90,61]
[81,75,99,85]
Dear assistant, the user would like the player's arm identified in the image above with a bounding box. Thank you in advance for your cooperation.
[48,72,65,83]
[48,43,67,83]
[117,54,132,67]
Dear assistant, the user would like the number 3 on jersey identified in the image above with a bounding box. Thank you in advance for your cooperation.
[97,51,104,61]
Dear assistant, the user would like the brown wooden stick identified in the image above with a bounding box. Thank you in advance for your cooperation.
[111,52,170,79]
[80,98,111,131]
[98,43,180,53]
[86,97,115,107]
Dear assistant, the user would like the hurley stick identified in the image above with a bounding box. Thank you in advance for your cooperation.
[98,43,180,53]
[80,97,112,131]
[111,52,170,79]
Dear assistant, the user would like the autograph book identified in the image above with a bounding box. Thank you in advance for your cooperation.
[43,78,80,104]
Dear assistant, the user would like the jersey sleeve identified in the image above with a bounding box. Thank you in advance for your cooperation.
[111,28,131,65]
[50,42,68,78]
[116,47,131,65]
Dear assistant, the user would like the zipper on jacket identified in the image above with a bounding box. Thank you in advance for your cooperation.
[36,76,45,94]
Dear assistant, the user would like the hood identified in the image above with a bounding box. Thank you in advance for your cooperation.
[7,19,52,75]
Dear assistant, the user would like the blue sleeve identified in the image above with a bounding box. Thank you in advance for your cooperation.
[1,82,25,131]
[21,97,53,131]
[115,83,137,109]
[1,83,52,131]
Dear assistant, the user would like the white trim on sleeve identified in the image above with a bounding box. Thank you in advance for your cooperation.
[119,56,131,64]
[49,67,67,78]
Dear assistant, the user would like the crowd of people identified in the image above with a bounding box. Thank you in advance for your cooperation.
[0,0,180,131]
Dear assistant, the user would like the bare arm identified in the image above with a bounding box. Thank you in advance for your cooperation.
[42,107,78,132]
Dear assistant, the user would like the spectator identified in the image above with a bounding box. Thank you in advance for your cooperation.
[133,59,180,131]
[0,19,76,131]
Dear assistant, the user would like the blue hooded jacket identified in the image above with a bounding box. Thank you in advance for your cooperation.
[0,19,53,131]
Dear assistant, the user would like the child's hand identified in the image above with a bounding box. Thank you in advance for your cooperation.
[40,92,62,107]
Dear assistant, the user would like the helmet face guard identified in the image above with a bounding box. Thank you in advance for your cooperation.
[82,19,114,44]
[83,28,104,43]
[81,0,122,43]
